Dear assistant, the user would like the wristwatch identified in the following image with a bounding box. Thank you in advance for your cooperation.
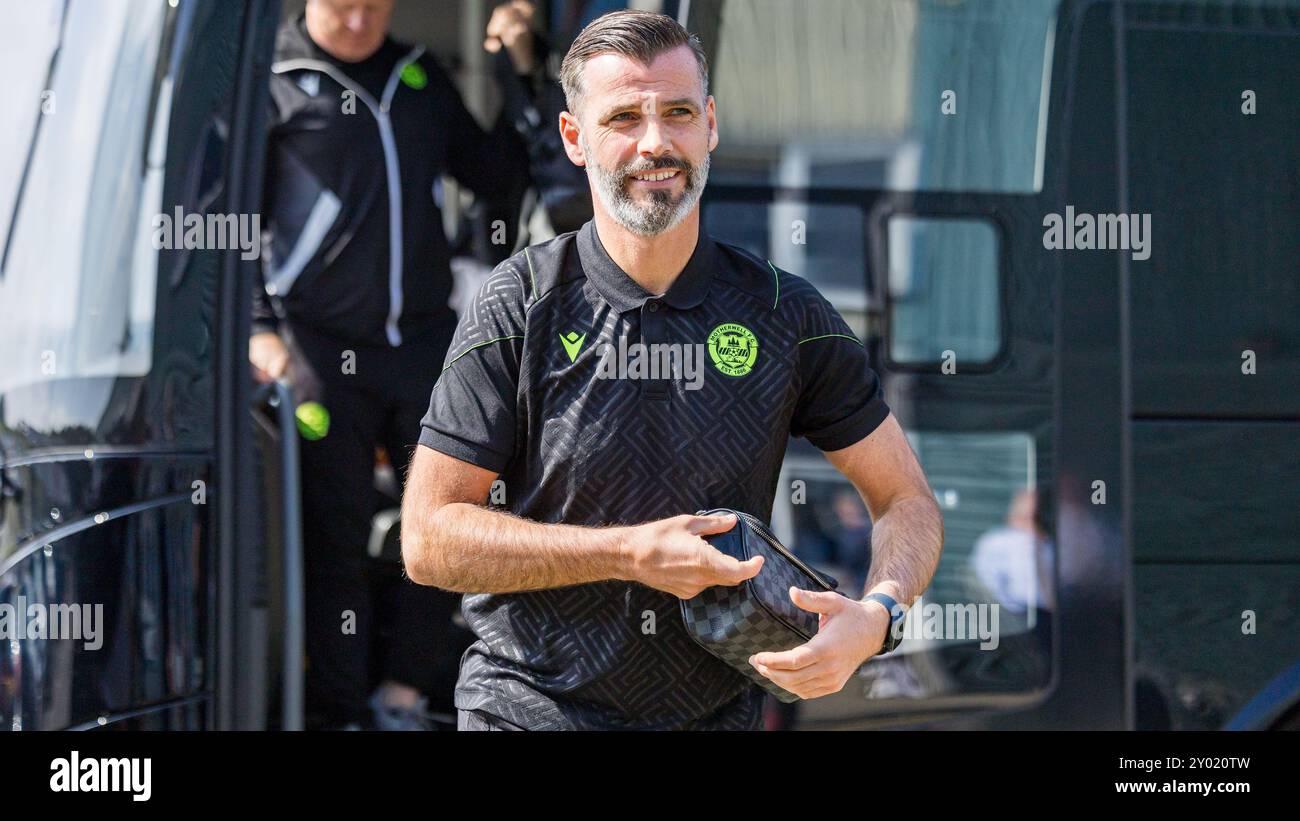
[864,592,906,655]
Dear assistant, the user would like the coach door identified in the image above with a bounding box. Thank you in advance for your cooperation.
[0,0,282,730]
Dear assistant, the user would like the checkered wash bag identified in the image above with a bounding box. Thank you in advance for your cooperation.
[680,508,840,703]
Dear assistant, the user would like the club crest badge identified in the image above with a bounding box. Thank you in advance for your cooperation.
[707,323,758,377]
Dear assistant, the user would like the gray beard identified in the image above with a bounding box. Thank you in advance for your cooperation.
[581,135,710,237]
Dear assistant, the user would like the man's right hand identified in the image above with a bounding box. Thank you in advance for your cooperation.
[618,513,764,599]
[250,331,289,384]
[484,0,537,75]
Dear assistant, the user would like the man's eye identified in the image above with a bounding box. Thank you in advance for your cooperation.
[611,112,637,123]
[669,108,693,116]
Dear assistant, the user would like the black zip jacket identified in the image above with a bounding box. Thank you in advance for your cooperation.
[254,17,579,348]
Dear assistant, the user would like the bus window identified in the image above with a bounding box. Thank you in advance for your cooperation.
[777,433,1047,638]
[0,1,170,395]
[886,215,1002,367]
[690,0,1058,194]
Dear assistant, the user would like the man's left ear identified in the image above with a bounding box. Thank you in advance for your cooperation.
[706,96,719,152]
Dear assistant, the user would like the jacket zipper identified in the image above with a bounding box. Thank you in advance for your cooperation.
[271,46,425,348]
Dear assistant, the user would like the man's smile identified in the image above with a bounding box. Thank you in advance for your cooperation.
[628,168,683,187]
[579,124,707,235]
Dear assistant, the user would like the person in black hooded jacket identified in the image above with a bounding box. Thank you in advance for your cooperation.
[250,0,590,730]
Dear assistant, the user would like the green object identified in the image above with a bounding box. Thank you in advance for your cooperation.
[559,330,586,363]
[707,323,759,377]
[295,401,330,441]
[400,62,427,90]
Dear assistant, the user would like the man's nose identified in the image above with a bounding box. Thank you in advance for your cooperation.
[638,116,673,160]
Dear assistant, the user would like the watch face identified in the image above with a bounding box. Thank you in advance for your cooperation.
[880,608,904,654]
[881,623,901,653]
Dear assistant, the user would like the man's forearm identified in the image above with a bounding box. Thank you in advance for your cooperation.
[861,494,944,605]
[404,502,629,594]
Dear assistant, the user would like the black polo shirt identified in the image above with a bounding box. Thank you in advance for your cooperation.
[418,219,889,730]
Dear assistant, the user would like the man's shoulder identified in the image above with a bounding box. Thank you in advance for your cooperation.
[464,231,583,319]
[506,230,585,304]
[710,236,837,316]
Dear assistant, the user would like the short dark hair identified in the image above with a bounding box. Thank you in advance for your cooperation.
[559,10,709,115]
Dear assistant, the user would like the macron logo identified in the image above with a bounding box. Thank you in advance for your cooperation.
[50,751,151,802]
[559,331,586,363]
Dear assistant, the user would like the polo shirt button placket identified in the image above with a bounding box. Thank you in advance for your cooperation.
[641,299,668,401]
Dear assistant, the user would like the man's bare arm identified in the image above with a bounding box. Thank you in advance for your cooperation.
[746,414,944,698]
[824,413,945,606]
[400,445,760,595]
[400,445,625,591]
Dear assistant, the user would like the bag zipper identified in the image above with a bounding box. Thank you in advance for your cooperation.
[729,510,835,591]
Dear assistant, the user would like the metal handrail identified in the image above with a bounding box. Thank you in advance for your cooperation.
[252,380,304,731]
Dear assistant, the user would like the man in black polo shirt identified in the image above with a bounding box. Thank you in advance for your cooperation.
[402,10,944,731]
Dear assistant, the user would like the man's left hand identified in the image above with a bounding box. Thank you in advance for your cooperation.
[749,588,890,700]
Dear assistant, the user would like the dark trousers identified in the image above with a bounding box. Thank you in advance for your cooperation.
[283,319,470,727]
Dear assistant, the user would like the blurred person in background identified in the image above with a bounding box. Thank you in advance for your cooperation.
[449,0,596,313]
[972,487,1055,619]
[250,0,589,730]
[486,0,596,240]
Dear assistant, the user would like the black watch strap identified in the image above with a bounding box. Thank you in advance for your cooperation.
[865,592,906,655]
